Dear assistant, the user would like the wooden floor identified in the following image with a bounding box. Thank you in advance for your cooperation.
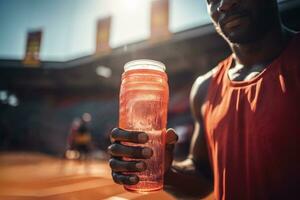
[0,152,214,200]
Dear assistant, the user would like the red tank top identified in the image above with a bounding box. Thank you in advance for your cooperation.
[203,34,300,200]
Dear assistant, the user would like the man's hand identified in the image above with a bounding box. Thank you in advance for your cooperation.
[108,128,177,185]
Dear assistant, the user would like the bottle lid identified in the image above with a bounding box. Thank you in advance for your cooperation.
[124,59,166,72]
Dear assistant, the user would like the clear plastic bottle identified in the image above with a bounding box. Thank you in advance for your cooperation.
[119,59,169,193]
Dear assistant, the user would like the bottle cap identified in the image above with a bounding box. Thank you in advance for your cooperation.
[124,59,166,72]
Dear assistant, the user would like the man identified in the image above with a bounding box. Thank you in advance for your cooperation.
[108,0,300,199]
[67,117,92,160]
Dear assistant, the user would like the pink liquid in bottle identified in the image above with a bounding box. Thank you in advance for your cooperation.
[119,60,169,193]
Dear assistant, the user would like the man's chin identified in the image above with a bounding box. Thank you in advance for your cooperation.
[223,31,257,45]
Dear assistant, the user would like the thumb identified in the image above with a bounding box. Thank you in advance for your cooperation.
[164,128,178,172]
[166,128,178,145]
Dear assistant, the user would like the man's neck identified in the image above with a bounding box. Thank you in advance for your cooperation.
[230,26,289,67]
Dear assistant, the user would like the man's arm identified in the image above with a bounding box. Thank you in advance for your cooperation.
[164,69,216,199]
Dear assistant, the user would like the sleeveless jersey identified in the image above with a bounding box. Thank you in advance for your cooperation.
[202,34,300,199]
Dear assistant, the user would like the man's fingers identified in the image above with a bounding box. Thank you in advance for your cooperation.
[112,172,139,185]
[109,158,147,172]
[107,143,153,159]
[111,128,148,144]
[165,128,177,155]
[166,128,178,144]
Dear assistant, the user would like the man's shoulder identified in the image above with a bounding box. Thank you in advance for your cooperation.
[191,56,231,100]
[190,56,233,120]
[189,66,219,120]
[192,67,218,92]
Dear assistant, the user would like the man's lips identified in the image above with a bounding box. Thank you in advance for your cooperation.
[220,15,249,29]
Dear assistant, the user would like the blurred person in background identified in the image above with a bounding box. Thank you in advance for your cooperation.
[108,0,300,199]
[66,115,92,160]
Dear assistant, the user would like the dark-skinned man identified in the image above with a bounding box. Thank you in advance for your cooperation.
[108,0,300,199]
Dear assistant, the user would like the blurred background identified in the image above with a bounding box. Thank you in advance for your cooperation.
[0,0,299,199]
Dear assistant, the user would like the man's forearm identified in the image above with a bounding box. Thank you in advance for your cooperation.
[163,159,213,199]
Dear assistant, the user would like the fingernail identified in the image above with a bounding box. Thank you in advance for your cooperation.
[142,148,152,157]
[129,176,138,183]
[136,162,144,170]
[138,133,148,143]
